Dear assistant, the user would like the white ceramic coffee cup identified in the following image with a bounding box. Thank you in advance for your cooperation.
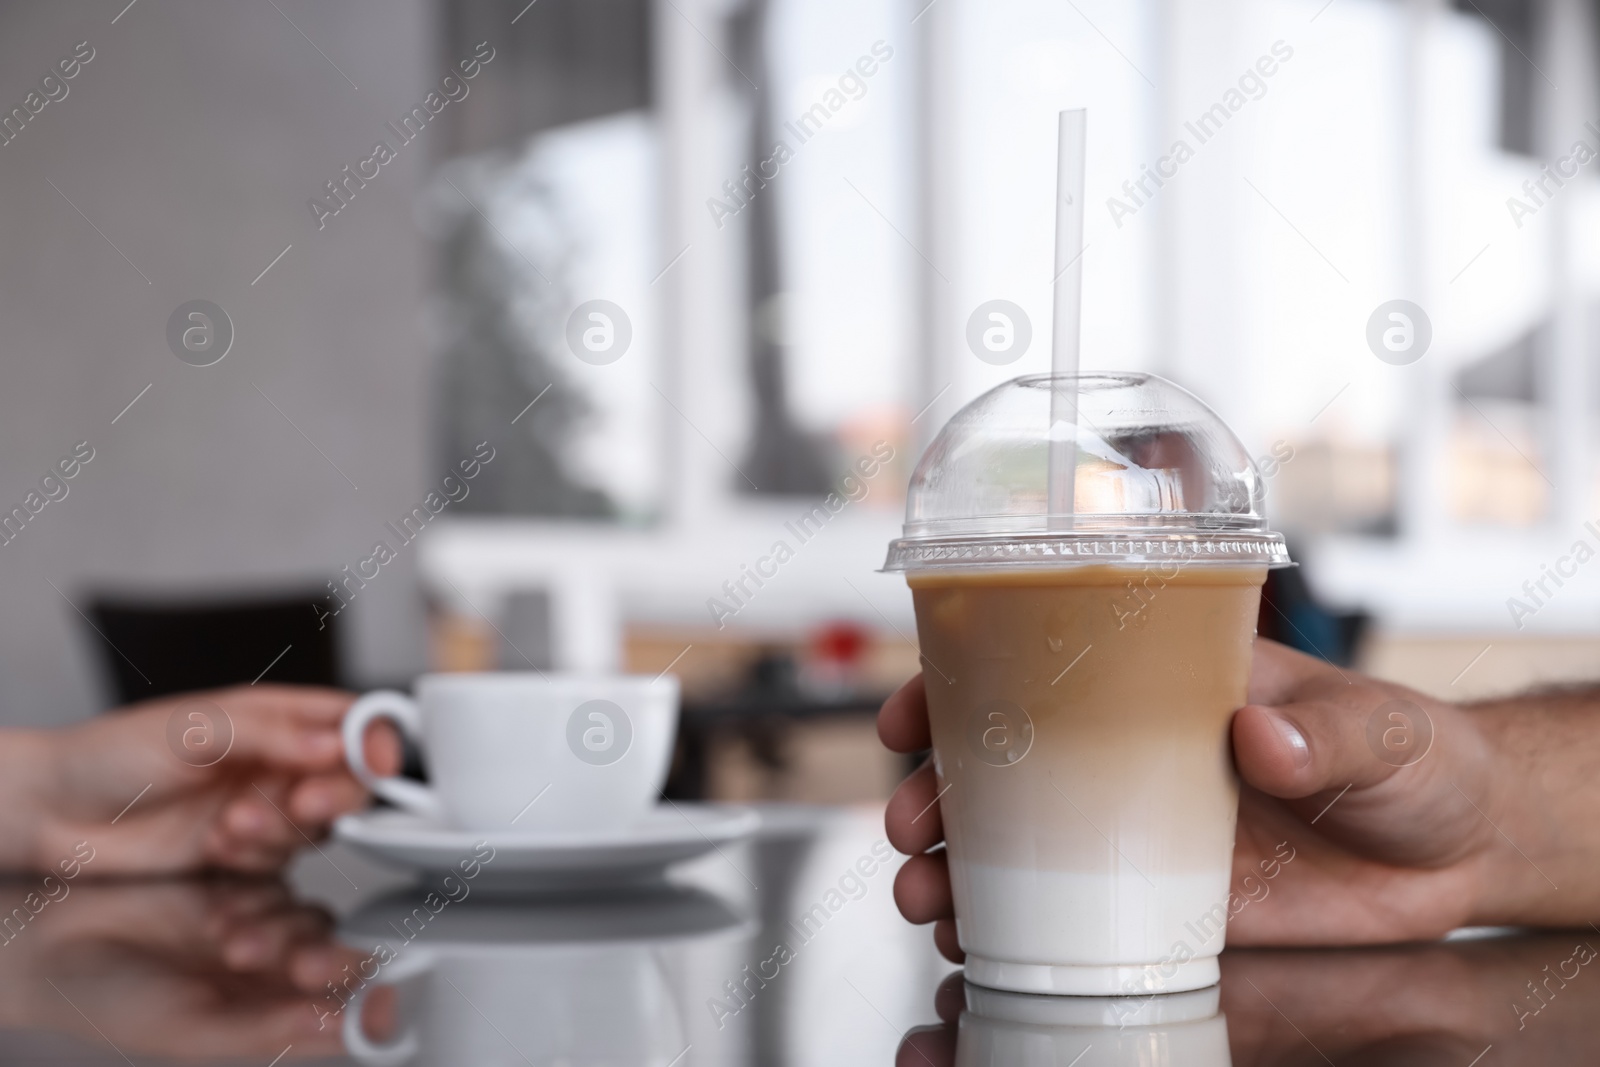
[341,673,679,833]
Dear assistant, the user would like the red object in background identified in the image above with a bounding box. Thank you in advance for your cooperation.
[802,620,872,699]
[811,620,869,668]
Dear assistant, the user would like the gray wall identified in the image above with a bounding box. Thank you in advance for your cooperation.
[0,0,439,724]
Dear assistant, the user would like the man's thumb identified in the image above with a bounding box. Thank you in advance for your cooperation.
[1233,701,1398,800]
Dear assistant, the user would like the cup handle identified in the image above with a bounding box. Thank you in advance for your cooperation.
[343,691,442,820]
[340,949,434,1066]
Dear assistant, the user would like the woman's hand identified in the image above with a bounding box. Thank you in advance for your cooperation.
[1,685,400,876]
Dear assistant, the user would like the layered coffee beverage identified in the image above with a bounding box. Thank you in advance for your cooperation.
[884,373,1289,995]
[910,565,1264,993]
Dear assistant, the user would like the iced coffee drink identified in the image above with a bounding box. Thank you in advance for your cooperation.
[885,374,1288,995]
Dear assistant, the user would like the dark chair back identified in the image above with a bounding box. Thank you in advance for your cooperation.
[1257,563,1369,668]
[87,589,340,705]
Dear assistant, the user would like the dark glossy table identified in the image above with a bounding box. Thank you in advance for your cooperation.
[0,804,1594,1065]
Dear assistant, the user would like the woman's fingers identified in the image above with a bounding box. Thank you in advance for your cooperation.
[886,760,944,855]
[893,849,954,924]
[878,674,931,754]
[223,764,371,852]
[216,685,354,725]
[285,772,369,828]
[362,719,404,778]
[221,788,303,850]
[209,701,345,774]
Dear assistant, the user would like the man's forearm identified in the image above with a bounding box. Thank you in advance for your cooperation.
[1468,696,1600,927]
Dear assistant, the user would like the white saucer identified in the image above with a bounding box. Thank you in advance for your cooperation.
[333,804,759,893]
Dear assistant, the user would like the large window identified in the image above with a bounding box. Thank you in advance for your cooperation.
[433,0,661,522]
[428,0,1600,635]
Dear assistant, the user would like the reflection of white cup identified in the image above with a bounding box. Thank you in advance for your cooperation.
[340,886,739,1067]
[958,984,1232,1067]
[341,673,679,832]
[345,944,681,1067]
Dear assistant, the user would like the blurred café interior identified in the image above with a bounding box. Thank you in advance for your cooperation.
[4,0,1600,805]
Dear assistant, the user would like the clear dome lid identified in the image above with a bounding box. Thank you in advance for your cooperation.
[883,373,1290,571]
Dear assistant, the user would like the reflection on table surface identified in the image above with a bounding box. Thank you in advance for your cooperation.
[0,805,1597,1065]
[905,933,1600,1066]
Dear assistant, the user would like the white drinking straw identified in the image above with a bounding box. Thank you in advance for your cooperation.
[1048,109,1087,526]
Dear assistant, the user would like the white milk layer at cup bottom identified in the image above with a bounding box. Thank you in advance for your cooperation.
[953,863,1233,996]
